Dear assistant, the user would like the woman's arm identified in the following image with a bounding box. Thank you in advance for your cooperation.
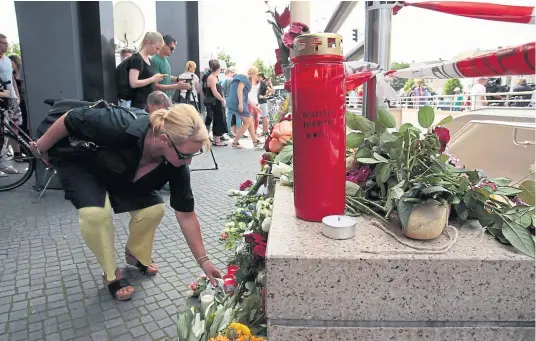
[31,113,70,156]
[129,69,160,88]
[195,75,201,93]
[154,81,179,91]
[208,76,225,102]
[175,211,221,285]
[237,82,245,106]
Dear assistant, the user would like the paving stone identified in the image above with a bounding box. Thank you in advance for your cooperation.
[0,145,262,340]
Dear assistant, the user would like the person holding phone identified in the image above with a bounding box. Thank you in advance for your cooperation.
[128,32,167,109]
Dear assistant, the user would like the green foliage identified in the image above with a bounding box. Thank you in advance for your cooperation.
[443,78,463,95]
[7,42,20,56]
[216,50,236,69]
[390,61,410,92]
[252,58,275,80]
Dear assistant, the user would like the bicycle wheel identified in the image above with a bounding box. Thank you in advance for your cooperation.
[0,132,36,191]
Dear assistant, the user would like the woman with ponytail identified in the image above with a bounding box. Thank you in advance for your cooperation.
[29,103,221,301]
[128,32,167,109]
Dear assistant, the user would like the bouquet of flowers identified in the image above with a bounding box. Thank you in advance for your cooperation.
[345,105,535,257]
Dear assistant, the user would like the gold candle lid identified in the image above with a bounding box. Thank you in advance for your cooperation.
[293,33,344,58]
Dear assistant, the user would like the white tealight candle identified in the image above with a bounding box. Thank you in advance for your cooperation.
[200,292,214,314]
[321,215,356,240]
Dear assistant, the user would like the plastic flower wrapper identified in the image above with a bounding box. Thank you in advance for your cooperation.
[272,162,292,178]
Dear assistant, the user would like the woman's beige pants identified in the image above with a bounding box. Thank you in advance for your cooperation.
[78,194,166,281]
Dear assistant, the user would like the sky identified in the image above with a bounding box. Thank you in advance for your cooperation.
[2,0,536,72]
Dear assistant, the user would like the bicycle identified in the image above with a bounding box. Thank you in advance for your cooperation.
[0,103,56,195]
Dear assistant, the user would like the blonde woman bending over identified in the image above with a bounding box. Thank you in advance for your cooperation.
[128,32,167,109]
[29,103,221,301]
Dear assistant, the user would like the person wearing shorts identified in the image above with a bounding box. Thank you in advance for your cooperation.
[257,73,272,136]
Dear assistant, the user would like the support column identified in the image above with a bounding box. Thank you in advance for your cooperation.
[363,1,393,120]
[156,2,200,80]
[15,1,115,188]
[290,1,311,27]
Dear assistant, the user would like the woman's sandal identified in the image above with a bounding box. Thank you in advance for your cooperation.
[253,140,262,147]
[125,249,158,276]
[103,274,134,301]
[212,141,228,147]
[232,142,244,149]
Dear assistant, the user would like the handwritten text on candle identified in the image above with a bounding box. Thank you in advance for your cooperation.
[301,110,333,140]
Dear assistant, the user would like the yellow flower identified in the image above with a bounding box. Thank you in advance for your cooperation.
[208,336,230,341]
[228,323,251,337]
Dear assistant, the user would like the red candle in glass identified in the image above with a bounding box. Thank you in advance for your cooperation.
[227,265,239,276]
[223,274,238,294]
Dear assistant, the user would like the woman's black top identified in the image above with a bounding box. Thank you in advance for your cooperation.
[55,106,194,213]
[129,53,156,109]
[202,72,223,104]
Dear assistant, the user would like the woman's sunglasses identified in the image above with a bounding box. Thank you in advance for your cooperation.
[170,140,202,159]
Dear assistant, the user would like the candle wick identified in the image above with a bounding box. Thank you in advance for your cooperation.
[338,217,340,222]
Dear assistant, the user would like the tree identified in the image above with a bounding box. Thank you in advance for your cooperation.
[443,78,463,95]
[7,42,20,56]
[216,50,236,69]
[389,61,410,92]
[252,58,274,80]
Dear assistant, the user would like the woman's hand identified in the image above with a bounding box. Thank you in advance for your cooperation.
[152,73,166,83]
[238,103,243,113]
[200,261,221,286]
[176,81,191,91]
[0,90,9,98]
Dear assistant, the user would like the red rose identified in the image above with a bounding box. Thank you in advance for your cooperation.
[277,7,290,28]
[261,158,266,166]
[284,80,292,92]
[220,233,228,240]
[252,233,266,244]
[253,244,267,257]
[243,233,255,243]
[239,180,254,191]
[433,127,450,153]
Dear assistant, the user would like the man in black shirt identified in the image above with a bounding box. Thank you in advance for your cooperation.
[30,103,221,300]
[257,74,272,136]
[512,78,534,107]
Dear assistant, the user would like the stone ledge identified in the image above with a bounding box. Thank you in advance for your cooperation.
[268,325,535,341]
[266,184,534,322]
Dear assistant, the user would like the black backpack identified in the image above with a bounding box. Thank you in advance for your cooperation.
[116,56,137,101]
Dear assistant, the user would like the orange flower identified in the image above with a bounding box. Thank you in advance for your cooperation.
[209,336,230,341]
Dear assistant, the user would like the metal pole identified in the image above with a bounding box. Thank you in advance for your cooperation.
[363,1,393,120]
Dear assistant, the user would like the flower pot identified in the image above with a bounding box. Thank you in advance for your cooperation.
[403,199,450,240]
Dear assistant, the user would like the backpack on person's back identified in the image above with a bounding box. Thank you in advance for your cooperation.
[116,56,143,101]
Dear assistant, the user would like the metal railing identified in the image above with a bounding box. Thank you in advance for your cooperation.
[346,90,536,111]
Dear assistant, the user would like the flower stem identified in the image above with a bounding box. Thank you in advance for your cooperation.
[346,196,390,225]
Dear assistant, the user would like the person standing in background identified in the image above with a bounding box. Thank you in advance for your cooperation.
[202,60,227,146]
[412,79,429,108]
[470,77,488,109]
[220,69,240,137]
[9,54,29,135]
[257,74,272,136]
[151,35,191,102]
[178,61,201,107]
[128,32,166,109]
[120,48,133,62]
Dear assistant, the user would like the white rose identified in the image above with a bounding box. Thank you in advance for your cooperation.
[280,174,292,186]
[261,217,271,232]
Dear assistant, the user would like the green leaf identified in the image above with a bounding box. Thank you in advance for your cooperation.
[374,120,387,134]
[377,163,391,183]
[346,181,361,196]
[274,145,293,164]
[378,106,397,128]
[379,131,399,145]
[347,113,375,136]
[373,152,389,163]
[504,206,533,228]
[417,106,435,128]
[519,181,535,205]
[438,154,450,163]
[494,186,523,197]
[355,147,373,159]
[487,222,510,244]
[502,219,536,258]
[366,134,380,145]
[449,196,461,205]
[399,123,413,133]
[435,115,453,127]
[346,132,365,149]
[454,203,468,221]
[397,196,416,228]
[245,281,256,293]
[421,186,452,196]
[356,157,381,164]
[489,177,512,186]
